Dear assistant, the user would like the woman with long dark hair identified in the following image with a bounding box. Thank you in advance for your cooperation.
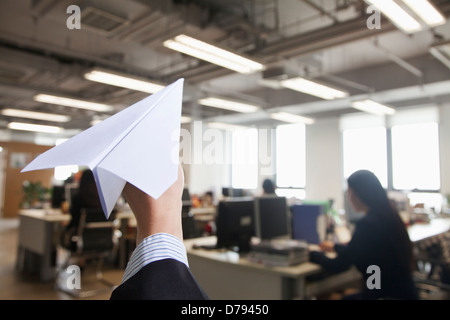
[310,169,418,300]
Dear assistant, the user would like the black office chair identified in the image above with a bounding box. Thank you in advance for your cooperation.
[413,230,450,300]
[56,208,121,298]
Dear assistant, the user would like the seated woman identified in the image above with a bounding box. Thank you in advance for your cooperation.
[309,170,418,300]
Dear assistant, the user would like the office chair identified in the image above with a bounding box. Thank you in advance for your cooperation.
[413,230,450,300]
[56,208,121,298]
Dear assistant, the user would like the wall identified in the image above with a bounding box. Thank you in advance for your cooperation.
[0,141,53,218]
[305,117,344,210]
[439,103,450,198]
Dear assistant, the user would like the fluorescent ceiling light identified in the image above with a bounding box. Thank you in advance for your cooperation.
[402,0,446,27]
[280,77,348,100]
[181,116,192,124]
[207,122,249,131]
[365,0,422,33]
[270,112,315,125]
[34,94,113,112]
[0,108,71,122]
[198,97,259,113]
[7,122,63,133]
[163,34,264,74]
[352,100,396,115]
[84,69,165,94]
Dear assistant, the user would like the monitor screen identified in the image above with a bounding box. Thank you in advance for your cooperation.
[254,196,289,240]
[51,185,65,208]
[291,204,327,244]
[215,198,255,252]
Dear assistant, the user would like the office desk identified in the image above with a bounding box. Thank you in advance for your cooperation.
[17,209,70,281]
[184,236,360,300]
[407,218,450,243]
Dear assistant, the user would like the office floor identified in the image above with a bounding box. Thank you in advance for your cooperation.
[0,218,123,300]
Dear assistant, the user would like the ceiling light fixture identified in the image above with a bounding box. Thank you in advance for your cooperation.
[352,99,396,115]
[365,0,422,33]
[280,77,349,100]
[198,97,260,113]
[181,116,192,124]
[34,94,114,112]
[270,112,315,125]
[84,68,165,94]
[207,122,249,131]
[1,108,71,122]
[401,0,446,27]
[163,34,264,74]
[7,122,63,133]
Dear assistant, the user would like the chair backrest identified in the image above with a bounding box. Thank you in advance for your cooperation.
[76,208,116,254]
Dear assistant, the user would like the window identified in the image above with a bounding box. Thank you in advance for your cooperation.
[342,127,388,187]
[275,123,306,199]
[391,122,440,191]
[341,113,388,187]
[341,106,441,196]
[231,128,258,189]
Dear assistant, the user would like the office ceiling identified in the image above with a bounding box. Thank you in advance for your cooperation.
[0,0,449,141]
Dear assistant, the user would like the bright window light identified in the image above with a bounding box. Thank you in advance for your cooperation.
[392,122,440,190]
[232,128,258,189]
[163,34,264,74]
[276,124,306,188]
[343,126,388,188]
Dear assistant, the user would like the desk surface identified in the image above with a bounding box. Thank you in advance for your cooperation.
[407,217,450,242]
[19,209,70,222]
[184,236,325,279]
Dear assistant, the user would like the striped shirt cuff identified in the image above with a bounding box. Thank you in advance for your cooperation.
[121,233,188,284]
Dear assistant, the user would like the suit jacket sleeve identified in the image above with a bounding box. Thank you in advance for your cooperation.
[110,258,208,300]
[109,233,208,300]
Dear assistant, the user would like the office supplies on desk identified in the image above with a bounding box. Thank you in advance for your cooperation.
[248,238,309,267]
[21,79,184,219]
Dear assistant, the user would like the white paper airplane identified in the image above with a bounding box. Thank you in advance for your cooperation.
[21,78,184,219]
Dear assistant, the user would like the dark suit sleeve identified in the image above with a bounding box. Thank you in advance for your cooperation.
[110,259,209,300]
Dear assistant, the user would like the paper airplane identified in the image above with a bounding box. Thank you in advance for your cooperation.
[21,78,184,219]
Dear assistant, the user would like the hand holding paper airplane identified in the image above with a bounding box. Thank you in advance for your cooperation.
[21,78,184,219]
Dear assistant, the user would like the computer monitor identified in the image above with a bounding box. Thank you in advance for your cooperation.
[215,198,255,252]
[51,185,65,209]
[254,196,289,240]
[232,188,244,197]
[291,204,327,244]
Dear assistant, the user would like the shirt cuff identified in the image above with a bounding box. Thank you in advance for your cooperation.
[121,233,188,284]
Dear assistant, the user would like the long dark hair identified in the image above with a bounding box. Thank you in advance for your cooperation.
[347,170,393,216]
[347,170,414,271]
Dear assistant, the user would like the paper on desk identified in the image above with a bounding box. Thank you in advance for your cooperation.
[21,78,184,219]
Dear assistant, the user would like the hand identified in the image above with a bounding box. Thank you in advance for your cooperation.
[319,240,335,252]
[122,164,184,244]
